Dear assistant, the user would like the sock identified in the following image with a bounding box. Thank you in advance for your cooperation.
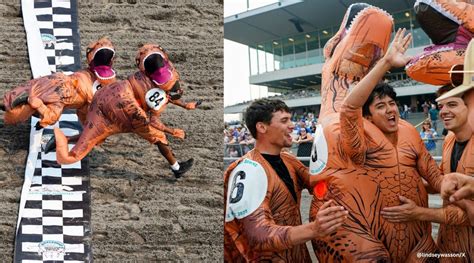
[171,162,180,171]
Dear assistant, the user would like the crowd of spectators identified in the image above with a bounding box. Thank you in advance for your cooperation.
[224,111,319,159]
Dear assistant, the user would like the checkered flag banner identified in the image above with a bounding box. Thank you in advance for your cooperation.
[14,0,92,262]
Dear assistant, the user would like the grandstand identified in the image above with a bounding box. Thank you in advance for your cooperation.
[224,0,439,119]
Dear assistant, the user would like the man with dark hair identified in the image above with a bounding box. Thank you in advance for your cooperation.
[335,29,444,261]
[381,83,474,262]
[224,98,348,262]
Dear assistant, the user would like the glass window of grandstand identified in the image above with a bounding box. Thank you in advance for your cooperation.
[393,9,431,48]
[319,27,334,57]
[257,44,266,74]
[306,33,322,64]
[273,41,282,71]
[264,42,275,72]
[282,37,295,69]
[293,34,306,67]
[249,45,258,75]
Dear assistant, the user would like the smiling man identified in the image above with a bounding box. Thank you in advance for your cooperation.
[224,99,348,262]
[338,29,445,262]
[381,86,474,262]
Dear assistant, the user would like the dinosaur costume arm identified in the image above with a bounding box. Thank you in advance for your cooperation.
[169,98,198,109]
[239,204,294,252]
[416,139,443,192]
[340,104,367,165]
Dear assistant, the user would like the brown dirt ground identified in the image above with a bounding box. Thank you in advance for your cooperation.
[0,0,223,261]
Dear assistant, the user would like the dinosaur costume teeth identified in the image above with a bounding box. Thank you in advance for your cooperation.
[406,0,474,85]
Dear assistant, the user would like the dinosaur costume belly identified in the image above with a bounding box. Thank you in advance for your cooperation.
[310,115,441,262]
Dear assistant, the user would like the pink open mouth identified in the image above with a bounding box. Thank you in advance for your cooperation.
[150,61,172,85]
[93,65,116,80]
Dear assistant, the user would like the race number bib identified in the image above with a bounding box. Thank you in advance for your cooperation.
[225,159,267,222]
[310,124,328,175]
[145,88,168,111]
[92,80,102,95]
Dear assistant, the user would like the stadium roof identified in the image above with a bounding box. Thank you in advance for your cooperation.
[224,0,415,46]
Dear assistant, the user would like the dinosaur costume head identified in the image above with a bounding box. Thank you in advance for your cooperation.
[406,0,474,85]
[135,44,181,98]
[319,3,393,119]
[86,36,116,85]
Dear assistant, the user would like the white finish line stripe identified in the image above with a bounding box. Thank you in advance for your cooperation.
[43,217,63,226]
[63,225,84,236]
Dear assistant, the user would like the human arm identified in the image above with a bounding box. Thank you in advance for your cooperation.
[299,133,313,144]
[381,196,470,225]
[239,200,347,251]
[169,98,201,110]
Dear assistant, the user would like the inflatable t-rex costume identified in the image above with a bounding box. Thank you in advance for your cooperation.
[309,4,442,262]
[1,37,116,129]
[53,44,198,172]
[406,0,474,85]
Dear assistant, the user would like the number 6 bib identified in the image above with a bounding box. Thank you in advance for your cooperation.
[145,88,168,111]
[225,158,267,222]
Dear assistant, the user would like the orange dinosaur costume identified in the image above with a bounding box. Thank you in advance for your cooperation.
[437,133,474,262]
[224,150,312,262]
[2,37,116,128]
[309,4,442,262]
[406,0,474,85]
[53,44,197,165]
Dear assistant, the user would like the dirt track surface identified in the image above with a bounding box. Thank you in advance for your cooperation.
[0,0,223,261]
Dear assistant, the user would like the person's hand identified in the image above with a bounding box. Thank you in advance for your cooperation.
[380,196,419,222]
[172,128,186,139]
[312,200,348,238]
[383,28,412,68]
[441,173,474,202]
[185,100,202,110]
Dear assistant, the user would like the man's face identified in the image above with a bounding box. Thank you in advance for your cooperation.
[439,97,468,132]
[366,95,399,134]
[263,110,294,148]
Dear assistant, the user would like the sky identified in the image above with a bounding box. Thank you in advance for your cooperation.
[223,0,278,108]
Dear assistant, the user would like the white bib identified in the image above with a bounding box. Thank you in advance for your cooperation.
[145,88,168,111]
[225,158,267,222]
[91,80,102,95]
[309,124,328,175]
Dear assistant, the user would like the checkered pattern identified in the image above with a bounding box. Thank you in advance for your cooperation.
[15,0,91,262]
[15,114,91,262]
[33,0,81,74]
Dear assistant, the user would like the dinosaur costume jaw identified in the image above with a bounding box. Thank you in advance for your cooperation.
[86,37,117,85]
[406,0,474,85]
[320,4,393,118]
[90,47,116,82]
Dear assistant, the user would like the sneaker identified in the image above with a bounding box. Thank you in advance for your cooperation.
[172,158,194,178]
